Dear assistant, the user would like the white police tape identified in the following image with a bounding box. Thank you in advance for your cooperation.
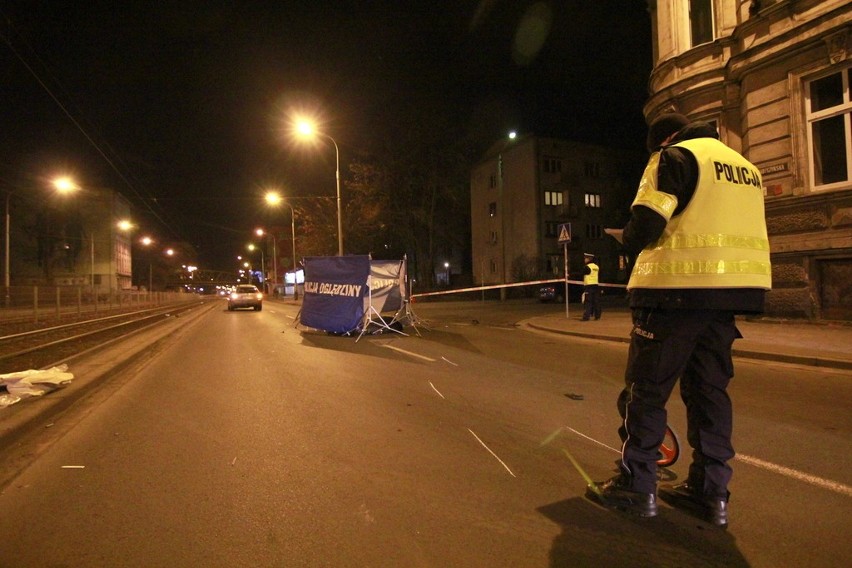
[411,279,627,299]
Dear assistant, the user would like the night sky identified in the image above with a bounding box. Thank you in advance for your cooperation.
[1,1,652,271]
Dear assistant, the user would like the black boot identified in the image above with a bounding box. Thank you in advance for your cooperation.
[660,481,728,528]
[586,474,657,518]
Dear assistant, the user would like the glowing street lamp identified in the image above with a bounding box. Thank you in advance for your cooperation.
[264,190,298,298]
[52,176,80,194]
[294,118,342,256]
[247,243,265,289]
[4,178,79,305]
[139,236,154,291]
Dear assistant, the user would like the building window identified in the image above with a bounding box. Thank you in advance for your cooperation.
[585,224,603,239]
[545,222,558,237]
[489,174,497,188]
[544,191,563,206]
[618,254,630,271]
[490,259,498,274]
[543,157,562,173]
[689,0,714,47]
[706,118,719,135]
[584,193,601,208]
[489,202,497,217]
[490,231,498,244]
[583,161,600,178]
[806,66,852,190]
[547,255,562,275]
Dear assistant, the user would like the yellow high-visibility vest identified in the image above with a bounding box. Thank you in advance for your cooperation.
[584,262,599,285]
[628,138,772,290]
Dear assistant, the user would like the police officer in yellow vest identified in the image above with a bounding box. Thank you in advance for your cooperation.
[581,253,601,321]
[587,113,771,528]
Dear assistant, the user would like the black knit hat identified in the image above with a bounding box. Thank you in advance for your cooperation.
[646,113,690,151]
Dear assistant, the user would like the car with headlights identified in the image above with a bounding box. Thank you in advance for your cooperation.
[228,285,263,311]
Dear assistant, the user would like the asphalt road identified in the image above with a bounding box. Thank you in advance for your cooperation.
[0,299,849,567]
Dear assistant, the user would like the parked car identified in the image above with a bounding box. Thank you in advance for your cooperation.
[539,284,585,303]
[539,285,564,303]
[228,285,263,311]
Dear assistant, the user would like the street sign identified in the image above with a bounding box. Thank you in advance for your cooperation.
[558,223,572,244]
[558,223,572,318]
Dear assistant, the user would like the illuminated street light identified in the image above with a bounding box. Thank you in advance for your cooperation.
[52,176,80,194]
[247,243,265,290]
[139,236,155,291]
[255,227,276,293]
[264,190,299,298]
[293,118,343,256]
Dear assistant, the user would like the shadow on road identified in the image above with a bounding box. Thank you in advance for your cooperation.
[538,497,750,567]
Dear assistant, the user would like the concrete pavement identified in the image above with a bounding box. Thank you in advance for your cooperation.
[525,308,852,371]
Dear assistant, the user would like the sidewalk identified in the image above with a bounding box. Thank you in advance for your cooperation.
[525,308,852,371]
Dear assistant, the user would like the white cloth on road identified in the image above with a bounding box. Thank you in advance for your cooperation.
[0,364,74,407]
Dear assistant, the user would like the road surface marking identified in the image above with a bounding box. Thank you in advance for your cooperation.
[736,454,852,497]
[468,429,516,477]
[429,382,445,399]
[567,427,620,453]
[564,427,852,497]
[441,356,458,366]
[380,344,436,362]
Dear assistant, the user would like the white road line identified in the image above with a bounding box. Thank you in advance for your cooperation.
[736,453,852,497]
[567,427,620,453]
[468,429,516,477]
[565,426,852,497]
[380,344,436,362]
[441,356,458,366]
[429,381,445,399]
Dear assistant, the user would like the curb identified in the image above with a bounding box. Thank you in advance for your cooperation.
[523,321,852,371]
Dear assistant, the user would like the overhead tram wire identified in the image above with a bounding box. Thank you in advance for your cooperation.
[0,13,183,241]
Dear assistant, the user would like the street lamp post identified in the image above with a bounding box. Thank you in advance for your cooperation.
[255,228,276,293]
[264,192,299,299]
[4,191,11,307]
[140,236,154,292]
[247,243,265,292]
[330,135,342,256]
[295,120,343,256]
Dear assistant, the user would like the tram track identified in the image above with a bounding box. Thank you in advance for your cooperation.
[0,300,213,373]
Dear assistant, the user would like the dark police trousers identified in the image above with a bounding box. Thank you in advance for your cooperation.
[582,285,601,320]
[617,308,741,498]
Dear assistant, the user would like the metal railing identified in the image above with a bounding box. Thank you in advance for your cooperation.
[0,286,197,325]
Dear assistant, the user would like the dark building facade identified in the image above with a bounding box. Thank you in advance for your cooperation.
[471,134,642,287]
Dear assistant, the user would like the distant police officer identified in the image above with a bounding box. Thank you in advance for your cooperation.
[581,253,601,321]
[588,113,772,528]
